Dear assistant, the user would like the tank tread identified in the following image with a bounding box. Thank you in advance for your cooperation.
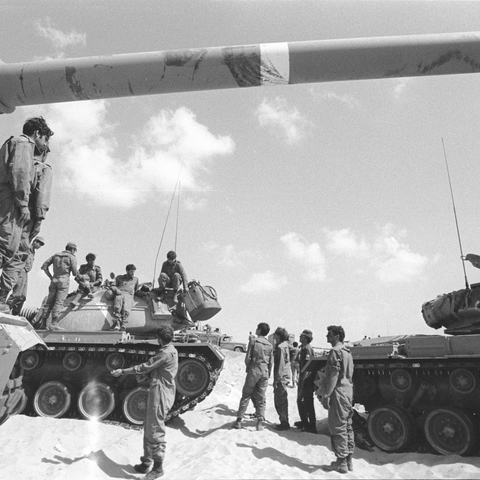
[24,343,222,425]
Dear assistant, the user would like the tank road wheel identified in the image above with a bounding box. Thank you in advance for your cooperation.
[176,359,210,397]
[449,369,476,395]
[367,405,416,453]
[63,352,84,371]
[105,353,126,371]
[20,350,42,370]
[33,381,72,418]
[78,383,115,421]
[122,387,149,425]
[424,408,476,455]
[390,369,413,392]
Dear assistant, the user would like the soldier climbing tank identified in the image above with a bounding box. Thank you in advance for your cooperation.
[16,280,224,425]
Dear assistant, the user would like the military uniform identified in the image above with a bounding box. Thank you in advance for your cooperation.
[297,343,316,431]
[325,342,355,460]
[133,342,178,469]
[76,263,103,294]
[274,340,291,427]
[40,249,78,327]
[236,336,273,423]
[158,260,188,297]
[112,273,139,327]
[0,135,36,294]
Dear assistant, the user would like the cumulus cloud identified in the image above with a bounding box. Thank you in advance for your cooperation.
[256,97,312,144]
[43,101,235,208]
[240,270,288,294]
[34,18,86,52]
[280,232,326,281]
[324,225,430,284]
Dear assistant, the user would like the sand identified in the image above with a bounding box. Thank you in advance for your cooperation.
[1,350,480,479]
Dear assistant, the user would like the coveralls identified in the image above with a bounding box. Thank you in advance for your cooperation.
[40,250,78,325]
[273,340,291,426]
[325,342,355,459]
[112,273,139,325]
[0,135,36,293]
[76,263,103,294]
[236,336,273,422]
[297,343,316,430]
[290,345,300,386]
[158,260,188,296]
[133,342,178,467]
[7,243,37,315]
[2,152,52,297]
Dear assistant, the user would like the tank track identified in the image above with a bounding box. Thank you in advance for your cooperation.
[21,342,223,427]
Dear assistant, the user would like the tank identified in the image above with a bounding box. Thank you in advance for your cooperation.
[305,283,480,457]
[0,314,45,425]
[14,281,225,426]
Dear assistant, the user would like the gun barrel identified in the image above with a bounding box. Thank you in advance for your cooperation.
[1,31,480,113]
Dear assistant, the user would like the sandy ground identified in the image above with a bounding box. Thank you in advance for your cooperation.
[1,350,480,479]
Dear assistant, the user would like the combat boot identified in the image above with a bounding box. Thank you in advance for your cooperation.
[256,420,264,431]
[347,454,353,472]
[0,289,10,312]
[231,418,242,429]
[144,460,163,479]
[321,457,348,474]
[134,462,152,474]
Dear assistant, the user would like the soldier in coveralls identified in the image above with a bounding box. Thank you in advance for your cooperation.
[232,322,273,431]
[111,325,178,479]
[273,326,291,430]
[110,263,139,331]
[321,325,355,474]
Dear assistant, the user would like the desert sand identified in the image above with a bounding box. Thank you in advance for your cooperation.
[1,350,480,479]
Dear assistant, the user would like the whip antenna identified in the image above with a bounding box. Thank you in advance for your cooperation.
[442,138,470,289]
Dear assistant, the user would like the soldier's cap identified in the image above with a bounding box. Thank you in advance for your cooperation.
[65,242,77,250]
[300,329,313,341]
[34,236,45,245]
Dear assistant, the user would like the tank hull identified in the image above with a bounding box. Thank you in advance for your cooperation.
[307,334,480,456]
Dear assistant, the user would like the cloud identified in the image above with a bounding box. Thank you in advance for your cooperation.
[204,243,255,268]
[256,97,312,144]
[324,228,370,259]
[240,270,288,293]
[34,18,86,52]
[44,101,235,207]
[324,225,430,284]
[280,232,326,281]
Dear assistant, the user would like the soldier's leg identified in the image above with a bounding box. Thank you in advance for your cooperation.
[254,375,269,422]
[50,279,69,329]
[41,282,58,328]
[157,273,170,292]
[236,371,258,420]
[328,391,351,459]
[0,193,23,270]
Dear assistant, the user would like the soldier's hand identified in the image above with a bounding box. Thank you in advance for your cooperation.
[18,207,30,226]
[321,395,330,410]
[111,369,123,377]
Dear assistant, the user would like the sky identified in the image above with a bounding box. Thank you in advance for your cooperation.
[2,0,480,348]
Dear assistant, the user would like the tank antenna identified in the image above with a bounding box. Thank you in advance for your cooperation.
[442,138,470,289]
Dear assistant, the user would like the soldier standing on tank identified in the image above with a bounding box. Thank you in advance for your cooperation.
[39,242,78,330]
[273,327,291,431]
[294,329,317,433]
[158,250,188,306]
[320,325,355,474]
[6,235,45,315]
[110,263,139,331]
[232,322,273,431]
[111,325,178,480]
[0,117,53,311]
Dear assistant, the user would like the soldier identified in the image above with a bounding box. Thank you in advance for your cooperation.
[273,327,291,431]
[232,322,273,431]
[110,264,139,331]
[75,253,103,297]
[0,117,53,311]
[39,242,78,330]
[294,329,317,433]
[158,250,188,305]
[111,325,178,479]
[6,236,45,315]
[321,325,355,474]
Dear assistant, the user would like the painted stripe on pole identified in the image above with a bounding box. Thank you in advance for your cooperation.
[260,43,290,85]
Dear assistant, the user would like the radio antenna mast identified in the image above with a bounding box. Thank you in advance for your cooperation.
[442,138,470,289]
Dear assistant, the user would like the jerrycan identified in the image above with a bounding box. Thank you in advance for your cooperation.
[182,280,221,321]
